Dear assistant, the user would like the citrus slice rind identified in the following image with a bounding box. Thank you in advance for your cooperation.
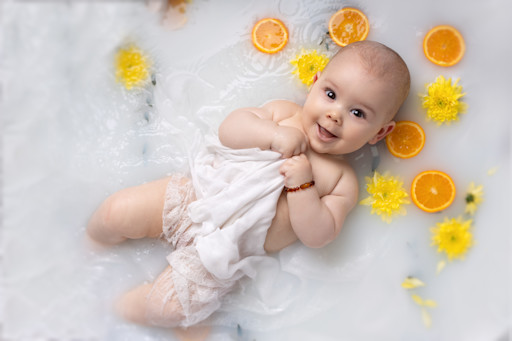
[252,18,288,54]
[411,170,456,213]
[423,25,465,67]
[328,7,369,47]
[385,121,425,159]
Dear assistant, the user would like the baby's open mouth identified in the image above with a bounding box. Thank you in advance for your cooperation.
[317,124,337,140]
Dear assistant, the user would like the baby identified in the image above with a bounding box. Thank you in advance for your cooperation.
[87,40,410,332]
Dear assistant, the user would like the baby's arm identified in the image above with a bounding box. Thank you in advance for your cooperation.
[218,100,307,158]
[280,158,358,248]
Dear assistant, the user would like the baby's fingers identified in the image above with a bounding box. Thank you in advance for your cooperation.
[279,160,290,176]
[280,150,293,159]
[292,141,307,156]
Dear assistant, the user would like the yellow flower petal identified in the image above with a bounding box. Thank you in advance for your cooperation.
[487,167,498,176]
[464,202,478,216]
[402,277,425,289]
[436,260,446,274]
[421,308,432,328]
[359,196,374,206]
[423,299,438,308]
[411,294,424,306]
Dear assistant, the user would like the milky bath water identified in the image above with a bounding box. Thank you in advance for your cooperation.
[1,0,511,340]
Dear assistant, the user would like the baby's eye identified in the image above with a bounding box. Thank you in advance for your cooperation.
[351,109,365,118]
[325,89,336,100]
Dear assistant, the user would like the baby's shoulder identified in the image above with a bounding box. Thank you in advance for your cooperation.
[262,99,301,122]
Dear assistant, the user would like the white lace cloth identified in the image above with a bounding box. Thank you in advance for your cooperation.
[158,136,285,327]
[189,136,285,281]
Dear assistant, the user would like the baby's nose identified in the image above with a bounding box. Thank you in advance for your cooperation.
[327,112,342,125]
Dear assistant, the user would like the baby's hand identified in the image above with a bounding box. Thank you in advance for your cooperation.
[270,126,307,158]
[279,154,313,188]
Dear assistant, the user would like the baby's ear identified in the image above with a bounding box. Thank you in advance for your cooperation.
[312,71,321,84]
[368,121,396,145]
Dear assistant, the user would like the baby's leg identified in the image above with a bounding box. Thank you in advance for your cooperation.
[116,265,182,325]
[88,176,208,336]
[117,265,210,339]
[87,177,172,245]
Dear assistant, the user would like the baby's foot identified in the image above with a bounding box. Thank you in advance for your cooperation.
[161,0,188,30]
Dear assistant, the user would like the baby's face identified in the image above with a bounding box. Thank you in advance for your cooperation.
[302,49,399,155]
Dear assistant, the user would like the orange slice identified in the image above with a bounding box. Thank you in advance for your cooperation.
[328,7,369,47]
[252,18,288,54]
[423,25,465,67]
[385,121,425,159]
[411,170,456,213]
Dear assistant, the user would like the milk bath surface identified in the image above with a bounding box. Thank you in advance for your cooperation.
[1,0,511,340]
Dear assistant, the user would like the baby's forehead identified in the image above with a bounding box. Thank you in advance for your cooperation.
[327,50,395,85]
[338,43,410,102]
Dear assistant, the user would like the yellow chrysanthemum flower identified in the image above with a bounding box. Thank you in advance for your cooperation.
[115,45,151,90]
[465,182,484,216]
[431,217,473,260]
[290,49,329,86]
[421,75,467,125]
[359,171,410,223]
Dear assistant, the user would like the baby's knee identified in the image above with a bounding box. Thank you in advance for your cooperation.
[97,193,126,228]
[144,290,186,327]
[116,282,185,328]
[87,192,130,243]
